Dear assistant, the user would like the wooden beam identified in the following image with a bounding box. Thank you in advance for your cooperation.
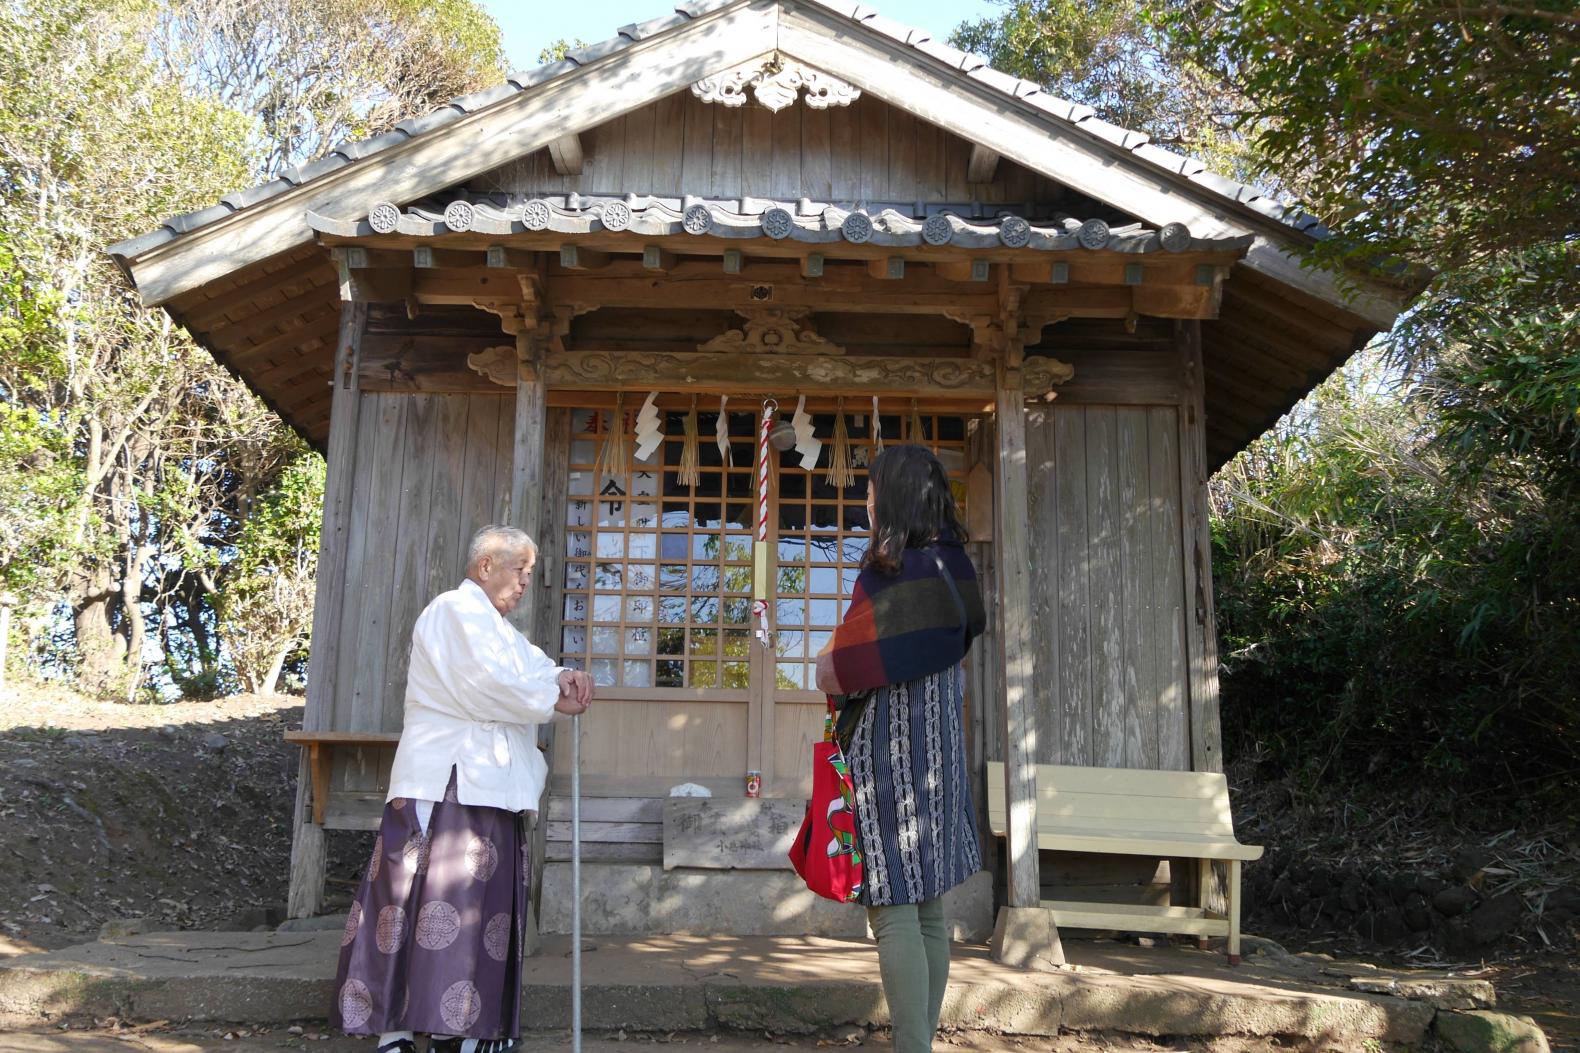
[1009,261,1070,285]
[205,293,339,345]
[967,144,1001,183]
[342,247,407,270]
[415,246,486,268]
[800,253,824,278]
[559,245,609,271]
[722,248,744,274]
[225,309,343,368]
[335,247,412,303]
[547,133,584,176]
[642,245,677,273]
[868,257,905,280]
[936,260,990,283]
[488,245,537,269]
[182,255,333,329]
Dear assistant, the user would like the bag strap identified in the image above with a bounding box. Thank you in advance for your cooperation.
[928,548,968,641]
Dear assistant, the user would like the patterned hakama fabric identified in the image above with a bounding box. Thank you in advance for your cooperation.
[847,664,983,906]
[332,772,529,1039]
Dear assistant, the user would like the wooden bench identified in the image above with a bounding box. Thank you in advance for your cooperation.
[284,731,401,828]
[985,761,1262,963]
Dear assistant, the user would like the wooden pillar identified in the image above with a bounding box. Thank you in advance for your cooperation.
[510,332,549,640]
[1175,320,1223,774]
[994,361,1041,908]
[1176,319,1227,916]
[288,290,368,919]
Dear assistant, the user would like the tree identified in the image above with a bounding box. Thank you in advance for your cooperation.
[155,0,506,174]
[0,0,505,698]
[950,0,1278,188]
[217,453,324,694]
[1155,0,1580,273]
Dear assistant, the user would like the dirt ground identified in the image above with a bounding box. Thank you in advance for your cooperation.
[0,683,1576,1051]
[0,1026,1370,1053]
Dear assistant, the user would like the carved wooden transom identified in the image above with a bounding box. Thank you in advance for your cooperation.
[699,309,842,355]
[691,55,860,113]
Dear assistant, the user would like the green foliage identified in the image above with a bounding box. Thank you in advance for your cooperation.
[216,453,325,694]
[537,38,587,64]
[1213,295,1580,794]
[1154,0,1580,273]
[950,0,1277,187]
[0,0,502,696]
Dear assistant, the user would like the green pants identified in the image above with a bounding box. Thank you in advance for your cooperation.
[867,898,949,1053]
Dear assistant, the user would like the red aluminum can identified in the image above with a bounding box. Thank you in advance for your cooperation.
[745,770,762,798]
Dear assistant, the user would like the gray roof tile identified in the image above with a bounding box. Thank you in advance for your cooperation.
[912,38,970,69]
[451,83,519,112]
[166,203,235,234]
[619,12,690,39]
[222,180,293,210]
[108,228,176,258]
[966,65,1022,96]
[396,106,466,136]
[510,59,578,89]
[1024,92,1091,123]
[675,0,731,15]
[333,129,410,161]
[1131,142,1189,173]
[569,35,636,63]
[860,12,916,41]
[1189,169,1248,199]
[1075,115,1149,150]
[292,153,350,183]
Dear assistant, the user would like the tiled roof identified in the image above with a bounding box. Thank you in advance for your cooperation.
[108,0,1325,263]
[308,192,1255,255]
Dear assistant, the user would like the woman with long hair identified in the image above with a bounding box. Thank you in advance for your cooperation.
[815,443,987,1053]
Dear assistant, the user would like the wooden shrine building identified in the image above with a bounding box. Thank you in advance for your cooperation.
[110,0,1414,942]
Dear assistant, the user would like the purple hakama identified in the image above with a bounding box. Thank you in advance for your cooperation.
[331,771,530,1039]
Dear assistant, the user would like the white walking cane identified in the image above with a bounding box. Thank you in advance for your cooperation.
[571,711,583,1053]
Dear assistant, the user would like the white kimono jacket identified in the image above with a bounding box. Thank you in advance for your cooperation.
[386,578,566,813]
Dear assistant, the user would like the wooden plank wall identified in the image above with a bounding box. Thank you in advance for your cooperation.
[1024,404,1190,772]
[472,93,1066,208]
[326,390,515,794]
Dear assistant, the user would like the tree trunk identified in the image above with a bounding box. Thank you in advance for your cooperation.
[261,646,290,696]
[73,593,127,695]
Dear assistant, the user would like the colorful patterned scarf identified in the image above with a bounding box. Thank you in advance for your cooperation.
[814,538,987,697]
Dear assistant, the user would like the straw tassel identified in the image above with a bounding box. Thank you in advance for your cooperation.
[678,395,701,487]
[909,398,926,443]
[595,393,629,484]
[871,395,884,460]
[826,398,855,490]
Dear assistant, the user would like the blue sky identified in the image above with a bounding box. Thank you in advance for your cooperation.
[479,0,1002,71]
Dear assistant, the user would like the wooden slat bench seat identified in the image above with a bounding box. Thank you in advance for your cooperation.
[284,731,401,827]
[986,761,1263,963]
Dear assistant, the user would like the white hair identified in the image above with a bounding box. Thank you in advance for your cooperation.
[467,525,537,570]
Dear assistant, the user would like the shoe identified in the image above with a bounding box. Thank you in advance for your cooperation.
[376,1040,417,1053]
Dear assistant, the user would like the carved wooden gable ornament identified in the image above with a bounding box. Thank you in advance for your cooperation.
[691,54,860,113]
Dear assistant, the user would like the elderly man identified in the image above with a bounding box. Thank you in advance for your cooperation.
[332,525,593,1053]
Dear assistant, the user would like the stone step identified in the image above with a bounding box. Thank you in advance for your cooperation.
[536,865,993,939]
[0,930,1446,1047]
